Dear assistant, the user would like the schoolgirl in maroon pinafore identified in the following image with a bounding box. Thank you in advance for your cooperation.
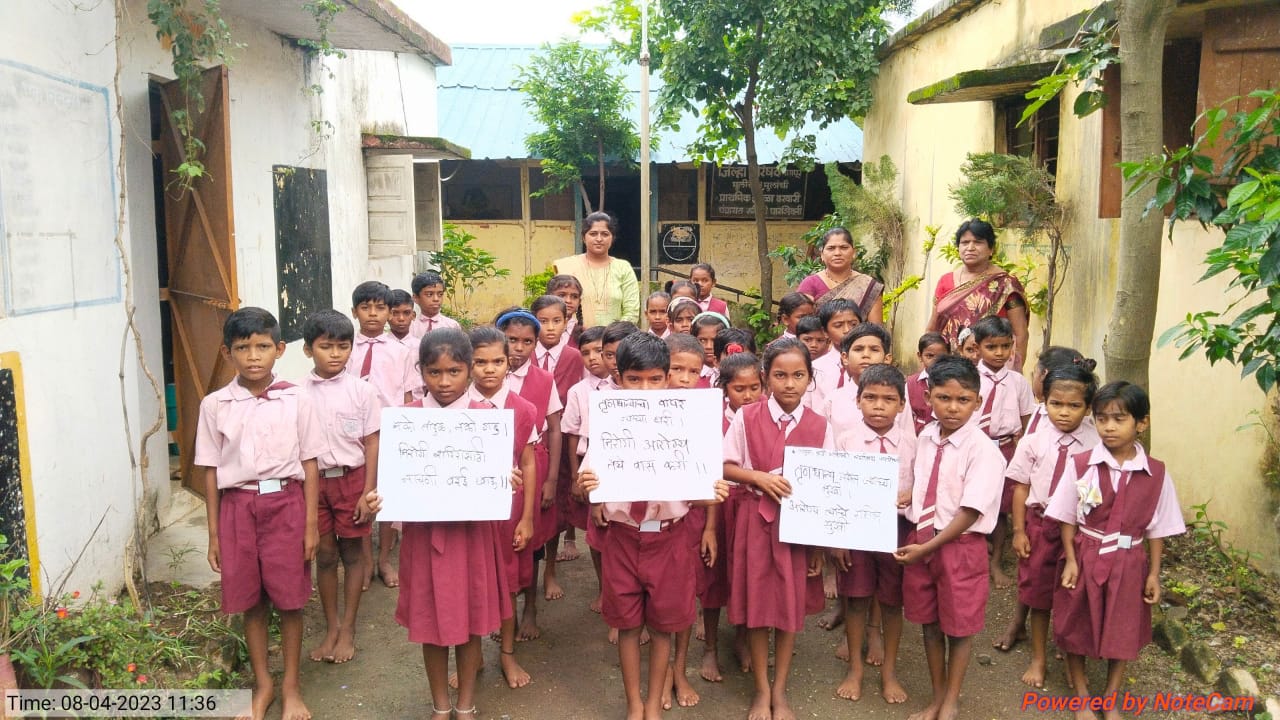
[394,328,511,718]
[1044,381,1184,703]
[723,339,832,720]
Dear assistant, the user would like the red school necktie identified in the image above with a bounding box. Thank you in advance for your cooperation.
[978,373,1004,432]
[629,500,649,524]
[837,372,845,389]
[427,317,435,332]
[758,413,794,523]
[359,339,377,379]
[541,351,552,371]
[1092,466,1132,584]
[915,440,945,541]
[878,436,889,454]
[1046,437,1074,497]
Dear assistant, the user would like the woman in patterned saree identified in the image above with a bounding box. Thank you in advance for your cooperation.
[927,219,1029,370]
[795,226,884,324]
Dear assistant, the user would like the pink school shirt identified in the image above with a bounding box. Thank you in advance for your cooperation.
[834,419,917,506]
[299,370,383,471]
[562,375,614,456]
[466,386,539,445]
[505,360,564,426]
[194,375,325,490]
[347,333,416,408]
[724,397,836,475]
[978,362,1036,437]
[534,332,570,373]
[391,332,419,354]
[1044,445,1186,538]
[411,312,461,337]
[821,378,915,437]
[1006,422,1101,507]
[909,421,1007,535]
[811,349,845,401]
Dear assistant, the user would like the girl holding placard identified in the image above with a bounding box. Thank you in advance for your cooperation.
[394,328,513,719]
[723,338,834,720]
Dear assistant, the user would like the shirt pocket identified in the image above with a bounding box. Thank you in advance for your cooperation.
[338,413,365,440]
[256,404,301,465]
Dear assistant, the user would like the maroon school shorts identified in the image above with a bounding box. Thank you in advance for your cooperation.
[601,520,697,633]
[318,466,371,539]
[1018,507,1062,611]
[903,531,989,637]
[837,516,910,606]
[218,482,312,614]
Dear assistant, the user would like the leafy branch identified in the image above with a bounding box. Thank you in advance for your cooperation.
[1021,12,1118,125]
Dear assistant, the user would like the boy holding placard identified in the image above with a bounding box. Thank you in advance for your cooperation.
[299,310,382,665]
[894,355,1006,720]
[830,364,915,705]
[578,332,729,720]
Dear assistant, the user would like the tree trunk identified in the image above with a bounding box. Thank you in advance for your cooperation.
[1104,0,1174,392]
[742,25,773,315]
[598,138,606,213]
[578,181,594,214]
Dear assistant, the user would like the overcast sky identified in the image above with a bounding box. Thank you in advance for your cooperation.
[398,0,925,45]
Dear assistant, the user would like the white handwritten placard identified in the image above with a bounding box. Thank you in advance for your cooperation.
[376,407,514,522]
[587,389,721,502]
[779,447,899,552]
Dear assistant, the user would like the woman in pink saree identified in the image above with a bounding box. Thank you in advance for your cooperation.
[927,219,1029,369]
[795,227,884,324]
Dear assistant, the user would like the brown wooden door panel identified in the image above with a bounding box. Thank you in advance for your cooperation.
[158,66,237,497]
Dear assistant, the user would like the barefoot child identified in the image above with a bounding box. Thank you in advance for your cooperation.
[895,354,1006,720]
[560,325,614,612]
[531,295,585,602]
[347,281,417,589]
[690,262,729,315]
[1004,363,1100,689]
[662,333,710,709]
[645,291,672,337]
[395,328,513,718]
[830,365,915,705]
[578,332,729,720]
[971,315,1035,589]
[908,333,949,435]
[196,307,322,720]
[724,338,833,720]
[547,274,585,344]
[1046,382,1184,720]
[299,311,381,665]
[497,308,563,641]
[708,351,763,680]
[467,326,540,689]
[409,271,461,336]
[775,292,816,341]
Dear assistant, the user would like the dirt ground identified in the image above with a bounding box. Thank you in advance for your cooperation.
[270,547,1220,720]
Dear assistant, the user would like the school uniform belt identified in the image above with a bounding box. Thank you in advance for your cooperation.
[231,479,290,494]
[612,517,683,533]
[994,435,1017,446]
[320,466,352,479]
[1076,524,1137,554]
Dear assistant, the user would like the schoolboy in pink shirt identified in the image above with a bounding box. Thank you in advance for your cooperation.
[894,355,1006,720]
[297,310,381,665]
[970,315,1035,589]
[831,364,916,707]
[579,333,729,720]
[810,298,863,401]
[821,323,915,435]
[346,280,415,588]
[387,289,419,350]
[195,307,323,720]
[409,270,461,336]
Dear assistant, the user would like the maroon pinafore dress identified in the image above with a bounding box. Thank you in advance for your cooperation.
[516,365,559,550]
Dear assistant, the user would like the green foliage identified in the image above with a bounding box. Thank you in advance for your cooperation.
[427,224,511,321]
[731,292,780,348]
[828,158,903,280]
[519,41,641,210]
[146,0,238,193]
[1021,13,1117,125]
[523,266,558,308]
[0,533,30,652]
[1186,501,1263,596]
[1128,89,1280,391]
[9,583,245,689]
[298,1,347,61]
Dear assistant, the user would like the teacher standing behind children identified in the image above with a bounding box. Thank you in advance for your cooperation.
[554,212,641,327]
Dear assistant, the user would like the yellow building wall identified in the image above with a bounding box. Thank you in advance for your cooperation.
[660,221,811,304]
[455,220,578,322]
[864,0,1279,566]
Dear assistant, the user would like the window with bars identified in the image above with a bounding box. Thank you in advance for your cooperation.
[1000,96,1060,178]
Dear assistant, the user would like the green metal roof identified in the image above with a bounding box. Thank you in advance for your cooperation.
[437,45,863,164]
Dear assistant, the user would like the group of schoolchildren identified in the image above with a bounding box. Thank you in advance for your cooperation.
[195,253,1185,720]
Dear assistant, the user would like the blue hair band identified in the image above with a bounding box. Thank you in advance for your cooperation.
[496,310,542,333]
[692,311,731,328]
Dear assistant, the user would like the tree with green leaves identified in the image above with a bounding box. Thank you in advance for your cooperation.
[519,41,640,213]
[579,0,910,312]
